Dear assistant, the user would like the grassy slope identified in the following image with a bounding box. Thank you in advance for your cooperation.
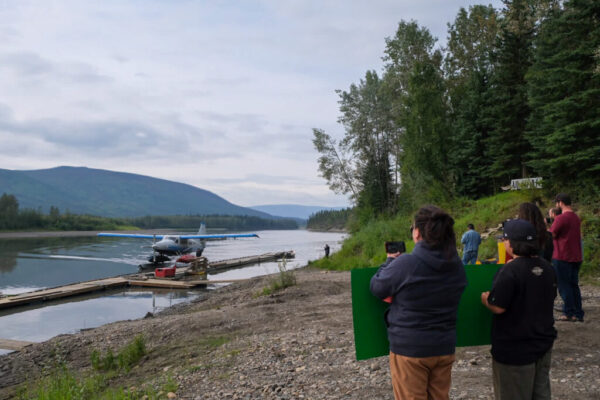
[312,190,599,278]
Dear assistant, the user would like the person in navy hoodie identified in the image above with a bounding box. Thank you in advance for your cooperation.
[370,205,467,400]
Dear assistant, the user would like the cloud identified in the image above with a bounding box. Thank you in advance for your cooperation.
[0,0,503,207]
[0,51,110,84]
[0,52,54,76]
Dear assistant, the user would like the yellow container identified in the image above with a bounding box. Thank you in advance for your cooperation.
[498,241,506,264]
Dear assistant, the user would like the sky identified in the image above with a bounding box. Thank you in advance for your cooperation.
[0,0,503,208]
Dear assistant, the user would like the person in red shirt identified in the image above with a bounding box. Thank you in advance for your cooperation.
[550,193,584,322]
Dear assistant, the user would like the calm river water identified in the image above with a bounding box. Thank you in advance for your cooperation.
[0,229,345,354]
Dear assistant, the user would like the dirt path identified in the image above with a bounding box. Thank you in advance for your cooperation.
[1,267,599,399]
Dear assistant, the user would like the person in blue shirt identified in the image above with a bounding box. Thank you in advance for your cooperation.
[461,223,481,265]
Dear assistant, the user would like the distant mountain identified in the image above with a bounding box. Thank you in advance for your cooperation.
[0,166,273,218]
[249,204,346,220]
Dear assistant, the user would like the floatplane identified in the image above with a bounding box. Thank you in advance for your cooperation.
[98,224,259,269]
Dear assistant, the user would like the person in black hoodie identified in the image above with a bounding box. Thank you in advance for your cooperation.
[370,205,467,400]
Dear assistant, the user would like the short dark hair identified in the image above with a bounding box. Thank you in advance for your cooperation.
[414,205,457,257]
[555,193,572,205]
[467,223,474,230]
[509,239,540,257]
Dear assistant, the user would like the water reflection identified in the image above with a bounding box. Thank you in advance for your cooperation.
[0,288,201,355]
[0,239,19,273]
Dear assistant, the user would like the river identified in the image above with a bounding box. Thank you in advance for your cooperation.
[0,229,345,354]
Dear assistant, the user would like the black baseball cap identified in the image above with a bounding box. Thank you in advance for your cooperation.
[555,193,572,205]
[502,219,536,242]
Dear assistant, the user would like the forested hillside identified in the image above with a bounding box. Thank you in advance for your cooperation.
[0,166,272,218]
[313,0,599,219]
[312,0,600,274]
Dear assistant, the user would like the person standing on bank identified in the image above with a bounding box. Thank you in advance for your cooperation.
[481,219,557,400]
[551,193,584,322]
[370,206,467,400]
[461,223,481,265]
[324,244,330,258]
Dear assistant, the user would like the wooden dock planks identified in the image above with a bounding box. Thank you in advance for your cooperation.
[0,251,293,311]
[0,277,129,310]
[207,250,294,272]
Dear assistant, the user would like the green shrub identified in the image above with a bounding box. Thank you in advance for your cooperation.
[257,257,297,296]
[91,335,146,372]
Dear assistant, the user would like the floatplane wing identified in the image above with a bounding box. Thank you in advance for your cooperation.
[97,233,164,239]
[97,233,259,239]
[180,233,259,239]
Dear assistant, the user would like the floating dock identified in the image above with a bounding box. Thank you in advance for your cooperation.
[0,250,295,311]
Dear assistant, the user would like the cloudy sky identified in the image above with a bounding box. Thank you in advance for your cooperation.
[0,0,502,208]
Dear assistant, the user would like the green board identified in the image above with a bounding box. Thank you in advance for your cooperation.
[351,264,502,361]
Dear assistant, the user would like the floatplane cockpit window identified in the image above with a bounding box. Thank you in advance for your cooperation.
[164,236,178,243]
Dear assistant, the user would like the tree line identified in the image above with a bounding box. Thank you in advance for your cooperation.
[0,193,298,231]
[126,215,298,230]
[314,0,600,219]
[306,208,352,231]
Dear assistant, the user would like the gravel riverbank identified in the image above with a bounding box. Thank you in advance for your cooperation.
[0,267,598,399]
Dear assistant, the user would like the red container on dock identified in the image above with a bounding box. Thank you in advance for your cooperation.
[155,266,176,278]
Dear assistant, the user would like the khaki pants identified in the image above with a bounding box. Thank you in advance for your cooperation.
[389,352,455,400]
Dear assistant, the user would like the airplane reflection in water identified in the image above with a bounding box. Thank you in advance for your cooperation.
[98,224,259,265]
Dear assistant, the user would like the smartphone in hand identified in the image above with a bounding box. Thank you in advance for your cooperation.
[385,241,406,254]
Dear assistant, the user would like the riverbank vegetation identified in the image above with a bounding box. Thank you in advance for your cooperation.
[17,336,179,400]
[0,193,298,232]
[313,191,599,279]
[312,0,600,277]
[306,208,351,231]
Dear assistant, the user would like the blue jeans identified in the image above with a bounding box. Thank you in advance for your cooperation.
[552,259,584,320]
[463,250,478,265]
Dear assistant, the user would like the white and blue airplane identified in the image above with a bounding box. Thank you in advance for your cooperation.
[98,224,259,264]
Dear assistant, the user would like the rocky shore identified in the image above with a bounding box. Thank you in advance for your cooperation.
[1,267,599,399]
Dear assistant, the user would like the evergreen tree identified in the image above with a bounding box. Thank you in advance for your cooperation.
[444,5,499,197]
[485,0,538,188]
[0,193,19,229]
[526,0,600,186]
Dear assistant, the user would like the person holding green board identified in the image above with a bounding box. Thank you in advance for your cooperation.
[370,205,467,400]
[481,219,557,400]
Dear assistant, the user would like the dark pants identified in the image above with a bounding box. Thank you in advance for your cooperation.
[552,259,584,320]
[492,349,552,400]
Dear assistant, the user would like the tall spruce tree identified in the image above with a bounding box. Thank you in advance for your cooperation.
[444,5,499,197]
[484,0,538,189]
[526,0,600,186]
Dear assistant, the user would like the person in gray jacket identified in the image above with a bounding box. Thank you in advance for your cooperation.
[370,205,467,400]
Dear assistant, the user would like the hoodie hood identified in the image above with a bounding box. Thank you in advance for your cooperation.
[412,241,461,271]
